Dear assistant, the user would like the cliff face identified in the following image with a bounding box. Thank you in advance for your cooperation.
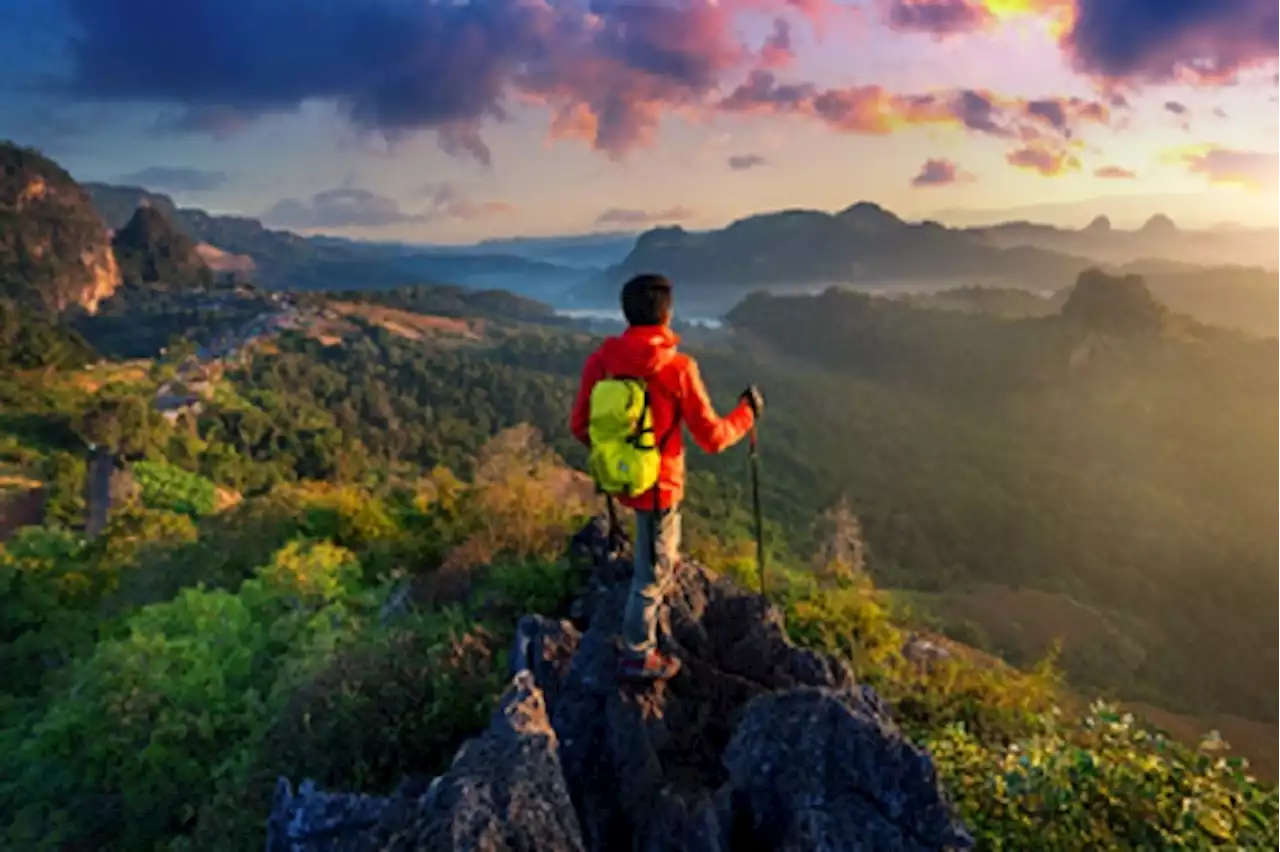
[0,142,121,314]
[268,518,971,851]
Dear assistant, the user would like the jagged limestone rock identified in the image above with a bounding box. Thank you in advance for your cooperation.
[0,141,121,313]
[386,671,586,852]
[724,688,971,851]
[268,517,971,852]
[268,672,584,852]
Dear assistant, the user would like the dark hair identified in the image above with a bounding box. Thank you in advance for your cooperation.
[620,274,673,326]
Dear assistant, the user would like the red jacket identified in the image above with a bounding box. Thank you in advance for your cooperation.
[570,325,755,510]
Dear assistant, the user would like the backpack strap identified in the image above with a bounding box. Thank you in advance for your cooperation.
[650,370,683,517]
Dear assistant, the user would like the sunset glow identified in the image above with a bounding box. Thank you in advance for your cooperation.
[0,0,1274,239]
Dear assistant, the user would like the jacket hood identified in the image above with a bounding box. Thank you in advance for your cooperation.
[602,325,680,377]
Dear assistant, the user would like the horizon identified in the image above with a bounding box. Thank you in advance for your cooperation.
[83,180,1280,249]
[0,0,1276,241]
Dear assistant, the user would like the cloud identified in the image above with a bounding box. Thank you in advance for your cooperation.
[883,0,995,37]
[116,166,229,193]
[867,0,1072,39]
[52,0,842,164]
[728,153,770,170]
[416,183,516,220]
[1164,100,1188,115]
[264,188,421,230]
[759,18,795,68]
[595,206,695,226]
[1006,144,1081,176]
[719,71,1110,146]
[1063,0,1279,84]
[263,184,512,230]
[155,105,253,139]
[1179,146,1279,190]
[872,0,1278,87]
[1094,164,1137,179]
[911,158,974,186]
[1023,97,1108,137]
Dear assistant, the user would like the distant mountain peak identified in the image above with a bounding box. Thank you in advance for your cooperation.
[116,203,183,245]
[837,201,905,230]
[1140,214,1177,234]
[113,204,212,291]
[1084,215,1112,233]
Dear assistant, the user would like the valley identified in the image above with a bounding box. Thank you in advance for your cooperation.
[1,139,1277,849]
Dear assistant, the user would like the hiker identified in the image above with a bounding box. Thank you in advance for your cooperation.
[570,273,764,681]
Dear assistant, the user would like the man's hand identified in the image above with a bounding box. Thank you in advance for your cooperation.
[739,385,765,418]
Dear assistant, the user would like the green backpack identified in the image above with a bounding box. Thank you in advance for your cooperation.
[587,375,661,498]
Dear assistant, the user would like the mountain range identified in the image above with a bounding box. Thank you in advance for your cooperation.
[3,139,1275,337]
[582,202,1092,310]
[579,203,1278,325]
[969,214,1278,268]
[84,183,589,299]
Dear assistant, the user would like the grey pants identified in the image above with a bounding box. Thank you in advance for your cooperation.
[622,508,681,659]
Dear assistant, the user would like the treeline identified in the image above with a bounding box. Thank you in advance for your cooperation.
[317,283,563,325]
[0,300,95,371]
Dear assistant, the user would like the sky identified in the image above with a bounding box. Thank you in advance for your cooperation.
[0,0,1276,243]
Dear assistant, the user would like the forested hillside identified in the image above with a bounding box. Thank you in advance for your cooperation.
[2,310,1276,848]
[2,140,1276,849]
[719,282,1277,721]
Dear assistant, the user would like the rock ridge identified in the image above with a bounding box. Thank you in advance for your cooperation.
[267,517,972,851]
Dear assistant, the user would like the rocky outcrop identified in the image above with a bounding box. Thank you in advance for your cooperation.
[1061,269,1166,335]
[112,204,213,292]
[0,141,121,313]
[267,518,972,851]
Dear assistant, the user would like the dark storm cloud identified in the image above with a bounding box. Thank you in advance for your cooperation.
[48,0,833,162]
[1064,0,1278,83]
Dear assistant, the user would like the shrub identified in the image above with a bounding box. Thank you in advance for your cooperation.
[103,487,309,615]
[479,557,578,620]
[265,614,500,791]
[133,460,218,517]
[182,610,503,851]
[0,527,99,696]
[299,484,401,549]
[455,425,594,565]
[2,541,376,851]
[251,539,360,609]
[929,704,1279,849]
[41,450,86,527]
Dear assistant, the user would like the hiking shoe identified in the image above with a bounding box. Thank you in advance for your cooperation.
[617,649,682,682]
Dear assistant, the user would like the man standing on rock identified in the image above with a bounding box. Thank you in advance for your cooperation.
[571,273,764,681]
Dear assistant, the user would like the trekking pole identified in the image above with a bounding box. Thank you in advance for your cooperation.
[748,426,766,596]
